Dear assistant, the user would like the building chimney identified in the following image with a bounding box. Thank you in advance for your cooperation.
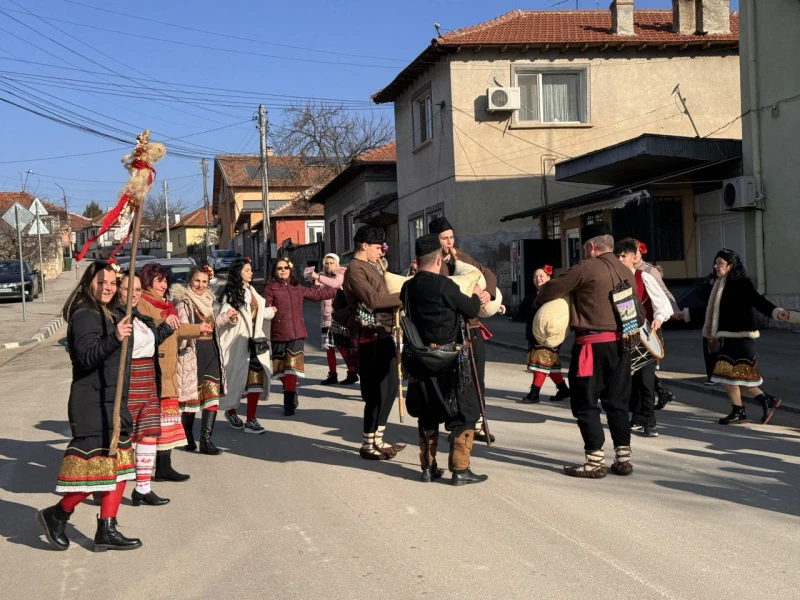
[610,0,635,36]
[696,0,730,35]
[266,146,274,157]
[672,0,696,34]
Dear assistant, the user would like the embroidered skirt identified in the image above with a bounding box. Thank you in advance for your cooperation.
[711,338,763,387]
[55,436,135,493]
[180,337,222,412]
[272,339,305,379]
[128,358,162,442]
[245,351,265,395]
[156,397,187,450]
[527,343,561,374]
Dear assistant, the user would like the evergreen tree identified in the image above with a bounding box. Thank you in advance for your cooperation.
[82,200,103,219]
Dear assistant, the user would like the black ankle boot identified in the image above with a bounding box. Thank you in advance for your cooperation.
[131,489,170,506]
[36,504,72,550]
[93,517,142,552]
[552,380,570,401]
[451,468,489,486]
[519,385,540,404]
[199,410,222,455]
[153,450,190,482]
[320,371,338,385]
[719,405,748,425]
[340,371,359,385]
[421,462,444,483]
[284,391,297,416]
[181,412,196,451]
[756,393,781,424]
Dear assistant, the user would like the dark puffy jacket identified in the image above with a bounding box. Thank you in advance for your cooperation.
[263,279,336,342]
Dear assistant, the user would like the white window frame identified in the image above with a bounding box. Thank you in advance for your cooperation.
[412,84,434,148]
[513,66,590,125]
[408,211,425,261]
[305,220,324,244]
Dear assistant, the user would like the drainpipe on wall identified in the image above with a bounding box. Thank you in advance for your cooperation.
[747,0,766,294]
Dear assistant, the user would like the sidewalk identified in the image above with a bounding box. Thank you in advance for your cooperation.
[0,262,82,348]
[484,315,800,413]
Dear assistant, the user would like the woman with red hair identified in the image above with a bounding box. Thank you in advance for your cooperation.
[518,265,570,403]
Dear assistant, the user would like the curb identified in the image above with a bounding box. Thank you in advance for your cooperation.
[0,315,65,350]
[485,338,800,416]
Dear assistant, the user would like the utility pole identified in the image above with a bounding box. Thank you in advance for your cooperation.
[54,182,72,263]
[22,169,33,193]
[201,158,210,265]
[164,179,171,259]
[258,104,271,275]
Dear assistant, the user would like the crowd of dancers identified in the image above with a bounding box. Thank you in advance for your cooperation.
[35,217,796,552]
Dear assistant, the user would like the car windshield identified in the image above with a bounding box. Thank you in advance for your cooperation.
[0,261,25,275]
[216,250,237,258]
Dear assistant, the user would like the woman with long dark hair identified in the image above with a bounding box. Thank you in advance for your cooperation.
[264,257,336,415]
[37,260,142,551]
[137,263,210,482]
[172,265,228,455]
[217,257,273,433]
[695,249,789,424]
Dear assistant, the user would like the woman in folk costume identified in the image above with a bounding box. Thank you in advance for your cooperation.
[172,266,228,456]
[264,257,337,415]
[119,274,175,507]
[137,263,210,482]
[217,257,273,434]
[685,249,788,425]
[37,261,142,552]
[517,265,570,404]
[310,253,358,386]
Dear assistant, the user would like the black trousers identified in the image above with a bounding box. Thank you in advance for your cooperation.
[358,337,398,434]
[702,337,718,380]
[568,340,632,451]
[630,362,657,427]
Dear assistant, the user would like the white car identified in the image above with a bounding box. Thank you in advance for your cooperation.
[209,249,240,271]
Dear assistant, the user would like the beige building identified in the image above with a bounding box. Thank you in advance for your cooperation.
[157,206,215,259]
[739,0,800,310]
[373,1,741,299]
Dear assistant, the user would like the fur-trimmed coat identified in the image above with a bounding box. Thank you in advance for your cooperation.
[698,275,779,339]
[170,284,228,404]
[316,266,346,329]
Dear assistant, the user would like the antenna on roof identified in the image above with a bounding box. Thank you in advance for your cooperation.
[434,22,441,37]
[551,0,580,8]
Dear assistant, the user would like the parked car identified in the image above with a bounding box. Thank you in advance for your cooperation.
[209,249,240,271]
[116,257,217,287]
[0,259,39,301]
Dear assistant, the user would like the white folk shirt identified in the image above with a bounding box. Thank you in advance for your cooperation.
[635,269,673,324]
[132,317,156,359]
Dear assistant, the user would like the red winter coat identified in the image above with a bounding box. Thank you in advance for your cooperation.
[263,279,337,342]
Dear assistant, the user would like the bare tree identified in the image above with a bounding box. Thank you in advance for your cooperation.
[274,103,394,173]
[140,190,189,241]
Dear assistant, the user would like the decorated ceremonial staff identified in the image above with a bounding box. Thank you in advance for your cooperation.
[37,131,165,552]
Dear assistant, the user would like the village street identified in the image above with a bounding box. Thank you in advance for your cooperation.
[2,297,799,600]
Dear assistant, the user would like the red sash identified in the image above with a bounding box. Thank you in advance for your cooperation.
[575,331,621,377]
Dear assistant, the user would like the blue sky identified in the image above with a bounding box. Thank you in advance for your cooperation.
[0,0,738,215]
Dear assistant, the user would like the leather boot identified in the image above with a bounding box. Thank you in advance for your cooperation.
[320,371,338,385]
[93,517,142,552]
[181,412,196,451]
[283,391,297,416]
[199,410,222,455]
[719,405,747,425]
[419,430,443,482]
[654,378,675,410]
[519,385,540,404]
[552,380,571,401]
[564,449,607,478]
[152,450,190,482]
[449,430,488,486]
[340,371,359,385]
[36,503,72,551]
[756,393,781,425]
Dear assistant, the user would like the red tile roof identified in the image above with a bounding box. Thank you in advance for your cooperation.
[155,206,212,231]
[270,198,324,219]
[0,192,67,222]
[354,142,396,164]
[373,9,739,103]
[68,213,91,230]
[214,154,337,190]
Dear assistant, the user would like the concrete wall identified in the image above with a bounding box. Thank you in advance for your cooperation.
[392,47,741,298]
[739,0,800,308]
[275,219,307,247]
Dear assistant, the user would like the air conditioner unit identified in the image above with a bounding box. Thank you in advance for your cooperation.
[487,87,521,112]
[721,176,757,210]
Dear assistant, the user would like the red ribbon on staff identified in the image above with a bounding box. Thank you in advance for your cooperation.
[75,161,155,261]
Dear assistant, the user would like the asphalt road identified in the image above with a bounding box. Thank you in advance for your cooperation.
[2,322,800,600]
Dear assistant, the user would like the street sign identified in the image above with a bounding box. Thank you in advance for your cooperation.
[1,202,33,231]
[28,219,50,235]
[29,197,49,216]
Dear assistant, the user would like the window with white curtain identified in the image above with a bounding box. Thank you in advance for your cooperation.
[516,69,587,124]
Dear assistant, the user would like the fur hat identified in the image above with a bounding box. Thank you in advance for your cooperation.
[415,234,441,257]
[428,216,453,235]
[353,226,385,245]
[323,253,340,265]
[581,221,612,242]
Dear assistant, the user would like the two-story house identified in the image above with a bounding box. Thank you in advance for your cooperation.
[372,0,741,300]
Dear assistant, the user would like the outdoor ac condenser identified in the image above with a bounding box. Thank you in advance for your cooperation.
[721,176,757,210]
[487,87,521,112]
